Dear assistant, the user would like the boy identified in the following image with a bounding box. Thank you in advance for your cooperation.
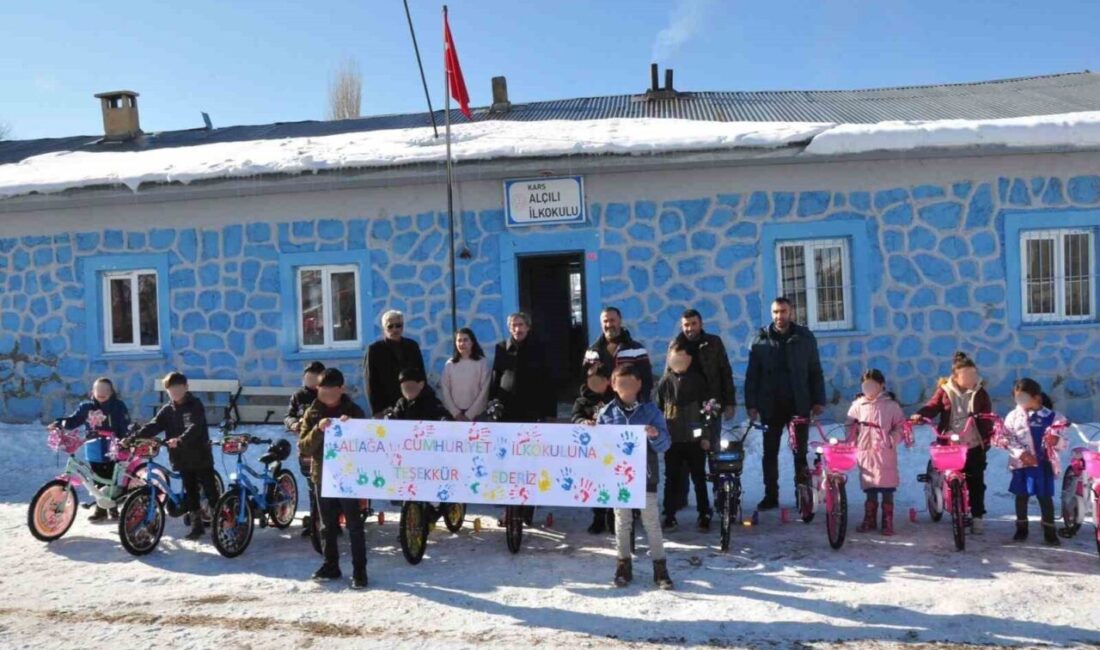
[298,368,369,589]
[657,341,712,532]
[572,363,616,534]
[286,361,325,536]
[135,372,220,540]
[389,368,452,421]
[598,364,673,590]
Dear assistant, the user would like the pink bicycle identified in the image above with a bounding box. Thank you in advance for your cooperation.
[788,417,858,549]
[1058,423,1100,560]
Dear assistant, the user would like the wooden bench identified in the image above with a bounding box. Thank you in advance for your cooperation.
[150,378,242,425]
[236,385,299,426]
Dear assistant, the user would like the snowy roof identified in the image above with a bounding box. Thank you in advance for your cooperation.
[2,72,1100,200]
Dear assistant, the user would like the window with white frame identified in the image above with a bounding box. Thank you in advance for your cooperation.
[775,238,852,330]
[103,270,160,352]
[1021,229,1095,323]
[297,265,361,349]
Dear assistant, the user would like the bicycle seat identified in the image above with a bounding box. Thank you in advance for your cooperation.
[259,439,291,465]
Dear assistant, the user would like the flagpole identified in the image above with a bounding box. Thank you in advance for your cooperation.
[443,4,458,337]
[404,0,438,138]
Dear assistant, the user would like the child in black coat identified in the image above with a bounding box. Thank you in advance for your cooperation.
[572,363,616,534]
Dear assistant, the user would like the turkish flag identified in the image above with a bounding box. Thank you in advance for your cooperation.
[444,12,472,119]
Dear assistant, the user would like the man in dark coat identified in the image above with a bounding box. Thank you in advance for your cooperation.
[744,297,826,510]
[674,309,736,418]
[364,310,425,416]
[584,307,654,401]
[489,312,557,423]
[135,372,221,540]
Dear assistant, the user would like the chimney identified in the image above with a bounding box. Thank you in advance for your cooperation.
[645,65,680,100]
[650,63,659,93]
[94,90,141,140]
[490,76,512,113]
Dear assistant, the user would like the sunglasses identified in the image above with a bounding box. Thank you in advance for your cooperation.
[386,323,404,330]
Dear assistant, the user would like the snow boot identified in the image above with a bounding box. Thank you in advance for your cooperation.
[613,558,633,587]
[1013,520,1028,542]
[1042,521,1061,546]
[350,567,368,590]
[108,506,120,520]
[881,503,895,537]
[756,496,779,511]
[661,514,678,531]
[587,510,606,535]
[88,506,108,522]
[312,563,342,581]
[856,500,877,533]
[697,512,711,532]
[184,517,205,541]
[653,560,674,590]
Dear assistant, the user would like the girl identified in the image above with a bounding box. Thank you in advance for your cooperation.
[51,377,131,521]
[847,370,907,536]
[441,328,491,421]
[1001,378,1069,546]
[912,351,995,534]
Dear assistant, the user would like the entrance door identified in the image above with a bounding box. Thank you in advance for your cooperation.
[517,253,587,404]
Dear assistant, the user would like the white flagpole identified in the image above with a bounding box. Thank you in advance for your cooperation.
[443,5,457,336]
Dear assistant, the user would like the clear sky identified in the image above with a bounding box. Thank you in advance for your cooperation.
[2,0,1099,140]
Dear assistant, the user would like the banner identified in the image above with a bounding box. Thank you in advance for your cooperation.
[319,419,648,509]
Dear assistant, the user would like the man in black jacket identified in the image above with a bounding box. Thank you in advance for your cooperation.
[135,372,221,540]
[584,307,654,401]
[364,310,425,416]
[675,309,736,418]
[286,360,324,536]
[489,312,557,423]
[744,297,826,510]
[389,368,452,421]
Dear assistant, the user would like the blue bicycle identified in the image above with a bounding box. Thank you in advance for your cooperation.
[116,436,225,556]
[210,434,298,558]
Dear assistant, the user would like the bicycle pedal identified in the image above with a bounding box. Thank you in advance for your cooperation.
[81,502,95,509]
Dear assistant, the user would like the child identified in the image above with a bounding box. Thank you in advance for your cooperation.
[299,368,369,589]
[1002,378,1069,546]
[285,361,324,537]
[572,363,616,534]
[656,340,712,532]
[598,364,673,590]
[912,351,995,534]
[441,328,491,421]
[390,368,452,421]
[847,370,907,536]
[135,372,220,540]
[52,377,130,521]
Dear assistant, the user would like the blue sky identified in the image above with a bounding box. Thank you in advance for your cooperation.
[2,0,1099,140]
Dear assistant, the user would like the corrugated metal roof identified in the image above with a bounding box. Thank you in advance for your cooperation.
[3,71,1100,165]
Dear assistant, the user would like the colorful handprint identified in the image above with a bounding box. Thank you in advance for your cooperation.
[557,467,574,491]
[436,484,453,502]
[596,485,610,505]
[614,461,636,484]
[509,485,530,503]
[471,455,488,479]
[572,428,592,448]
[575,478,594,503]
[538,469,552,492]
[495,437,509,460]
[618,431,637,455]
[617,483,631,504]
[372,471,385,488]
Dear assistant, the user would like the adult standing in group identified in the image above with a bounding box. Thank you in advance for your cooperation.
[441,327,492,421]
[489,312,557,424]
[364,310,425,417]
[584,307,654,401]
[744,297,826,510]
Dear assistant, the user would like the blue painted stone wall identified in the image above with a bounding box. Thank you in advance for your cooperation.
[3,172,1100,423]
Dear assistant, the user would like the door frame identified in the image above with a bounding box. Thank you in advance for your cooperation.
[498,230,603,344]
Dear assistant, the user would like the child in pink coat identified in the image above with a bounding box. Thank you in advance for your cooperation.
[846,369,908,536]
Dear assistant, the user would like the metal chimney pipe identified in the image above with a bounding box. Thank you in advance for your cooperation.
[665,69,674,91]
[650,63,659,92]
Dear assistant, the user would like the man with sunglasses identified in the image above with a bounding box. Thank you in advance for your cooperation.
[364,310,426,417]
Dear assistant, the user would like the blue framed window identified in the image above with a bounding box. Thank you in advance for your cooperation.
[760,220,872,334]
[1005,208,1100,328]
[83,253,171,360]
[278,250,371,360]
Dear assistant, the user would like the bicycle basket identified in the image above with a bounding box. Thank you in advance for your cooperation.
[1084,450,1100,479]
[108,437,131,462]
[220,435,250,454]
[823,443,858,472]
[128,439,161,459]
[46,429,84,455]
[930,444,968,472]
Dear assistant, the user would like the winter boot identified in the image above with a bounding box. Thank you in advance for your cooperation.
[697,512,711,532]
[856,500,877,533]
[1042,521,1061,546]
[756,496,779,511]
[350,567,368,590]
[88,506,108,522]
[184,516,205,541]
[613,558,633,587]
[1013,520,1028,542]
[108,506,120,520]
[653,559,674,590]
[312,563,342,581]
[661,514,678,531]
[587,510,606,535]
[881,503,895,537]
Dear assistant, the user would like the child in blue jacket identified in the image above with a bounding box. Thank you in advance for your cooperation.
[52,377,131,520]
[598,363,673,590]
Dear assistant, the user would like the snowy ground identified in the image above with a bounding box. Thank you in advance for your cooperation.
[1,422,1099,649]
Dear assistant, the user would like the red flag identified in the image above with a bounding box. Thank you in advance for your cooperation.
[444,11,472,119]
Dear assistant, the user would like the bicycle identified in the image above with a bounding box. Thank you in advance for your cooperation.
[1058,423,1100,560]
[116,436,225,555]
[209,434,299,558]
[788,417,858,550]
[699,402,764,552]
[481,399,535,554]
[27,425,150,542]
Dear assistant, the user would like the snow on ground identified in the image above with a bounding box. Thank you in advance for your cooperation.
[4,111,1100,200]
[1,421,1099,649]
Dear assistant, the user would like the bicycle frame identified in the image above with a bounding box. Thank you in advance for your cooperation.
[225,453,280,525]
[133,457,191,524]
[790,417,855,511]
[53,431,146,508]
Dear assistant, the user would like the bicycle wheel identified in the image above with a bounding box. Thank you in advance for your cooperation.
[826,477,848,550]
[925,461,944,523]
[719,484,733,552]
[267,469,298,529]
[443,503,466,533]
[949,478,966,552]
[505,505,523,554]
[118,489,166,556]
[399,501,428,564]
[27,479,78,542]
[212,491,254,558]
[1061,473,1081,537]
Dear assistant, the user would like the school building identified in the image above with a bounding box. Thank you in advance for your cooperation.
[3,69,1100,422]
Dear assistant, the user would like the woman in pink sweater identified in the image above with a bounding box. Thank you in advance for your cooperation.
[846,369,908,536]
[441,328,492,421]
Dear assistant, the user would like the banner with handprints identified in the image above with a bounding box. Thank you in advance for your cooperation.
[319,419,647,508]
